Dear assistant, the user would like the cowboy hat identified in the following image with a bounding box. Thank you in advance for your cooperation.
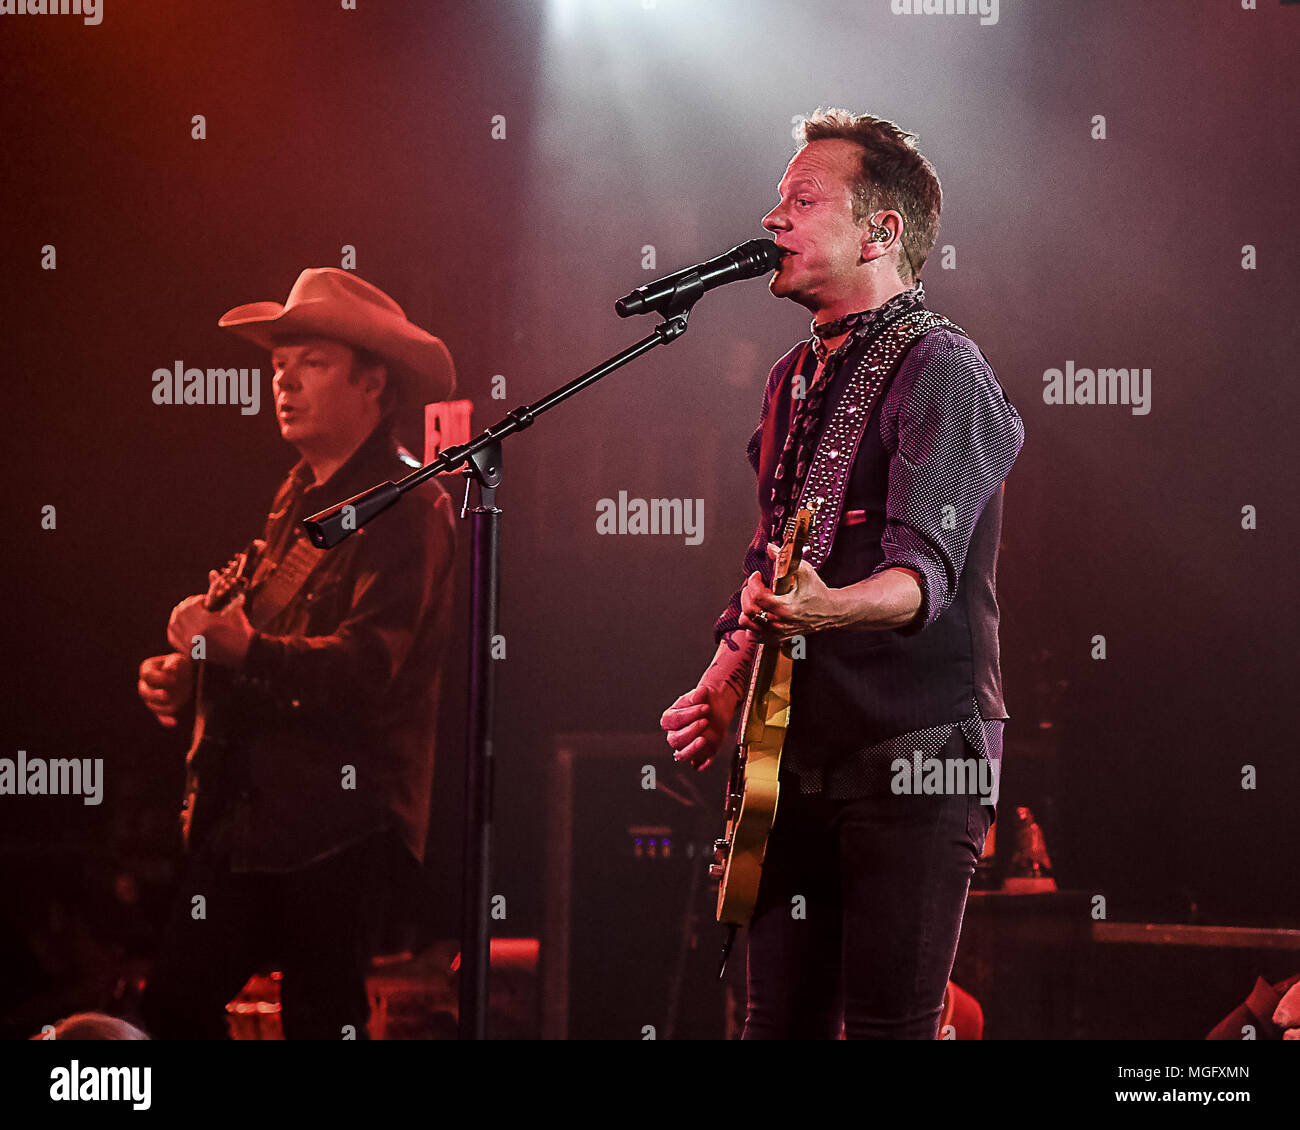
[218,267,455,407]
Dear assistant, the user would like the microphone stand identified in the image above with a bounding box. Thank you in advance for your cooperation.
[302,276,707,1040]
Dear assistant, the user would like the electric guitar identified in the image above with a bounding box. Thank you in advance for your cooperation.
[179,541,263,850]
[710,503,816,951]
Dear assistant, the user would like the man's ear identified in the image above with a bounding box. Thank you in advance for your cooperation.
[862,211,898,253]
[357,362,389,403]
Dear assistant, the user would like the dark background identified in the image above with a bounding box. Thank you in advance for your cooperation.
[1,0,1296,1036]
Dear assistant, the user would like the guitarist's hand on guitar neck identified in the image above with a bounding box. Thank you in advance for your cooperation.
[737,542,842,641]
[660,629,757,771]
[137,652,196,729]
[166,581,256,669]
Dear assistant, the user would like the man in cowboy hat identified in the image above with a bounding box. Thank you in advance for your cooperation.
[135,268,457,1040]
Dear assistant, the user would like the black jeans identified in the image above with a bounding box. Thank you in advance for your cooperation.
[139,820,402,1040]
[743,730,994,1039]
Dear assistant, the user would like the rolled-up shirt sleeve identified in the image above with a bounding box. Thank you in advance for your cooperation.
[872,330,1024,633]
[713,521,768,643]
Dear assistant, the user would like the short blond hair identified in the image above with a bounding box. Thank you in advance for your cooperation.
[797,108,942,282]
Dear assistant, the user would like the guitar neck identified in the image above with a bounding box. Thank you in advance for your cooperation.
[734,507,815,740]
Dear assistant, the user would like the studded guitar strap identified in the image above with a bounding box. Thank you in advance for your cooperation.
[795,308,964,569]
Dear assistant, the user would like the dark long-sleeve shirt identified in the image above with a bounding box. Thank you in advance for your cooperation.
[222,422,456,871]
[715,297,1023,794]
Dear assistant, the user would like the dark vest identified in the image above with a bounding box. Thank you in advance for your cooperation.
[753,331,1008,763]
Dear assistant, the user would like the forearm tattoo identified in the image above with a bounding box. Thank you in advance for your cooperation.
[724,664,750,700]
[711,631,754,699]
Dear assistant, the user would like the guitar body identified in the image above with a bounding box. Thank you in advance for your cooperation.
[713,643,793,924]
[712,505,816,926]
[177,535,329,850]
[179,664,244,851]
[179,542,263,851]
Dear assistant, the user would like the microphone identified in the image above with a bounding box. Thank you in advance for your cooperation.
[615,238,784,318]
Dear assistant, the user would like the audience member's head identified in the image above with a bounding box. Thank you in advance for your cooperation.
[30,1012,151,1040]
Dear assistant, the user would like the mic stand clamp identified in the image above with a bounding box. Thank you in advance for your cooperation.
[651,272,705,337]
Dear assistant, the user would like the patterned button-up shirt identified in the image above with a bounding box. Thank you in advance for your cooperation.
[715,291,1023,797]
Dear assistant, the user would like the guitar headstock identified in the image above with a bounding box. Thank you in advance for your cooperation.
[203,540,264,613]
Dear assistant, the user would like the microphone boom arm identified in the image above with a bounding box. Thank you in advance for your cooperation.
[302,290,703,549]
